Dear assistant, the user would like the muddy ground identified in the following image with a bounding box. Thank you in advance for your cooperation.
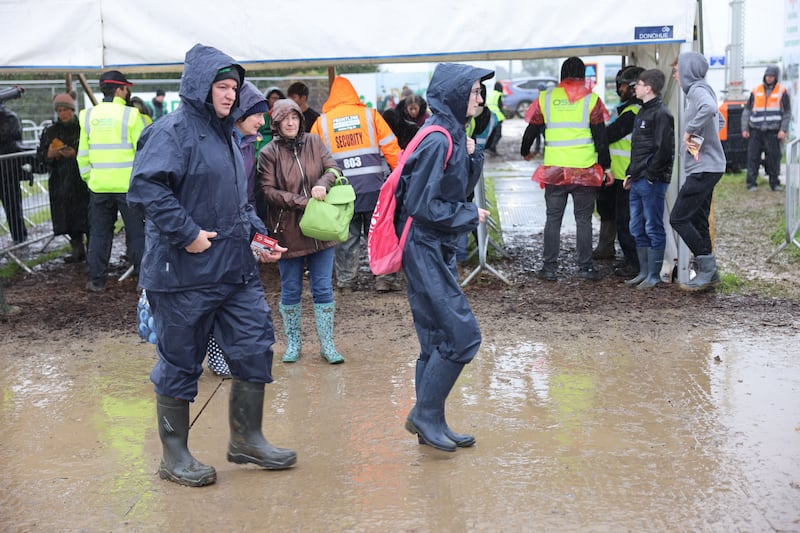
[2,119,798,340]
[1,120,799,530]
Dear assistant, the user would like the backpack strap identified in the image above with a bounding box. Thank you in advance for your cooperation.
[400,125,453,169]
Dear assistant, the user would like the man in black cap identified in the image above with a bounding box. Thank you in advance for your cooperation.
[77,70,146,292]
[146,88,169,122]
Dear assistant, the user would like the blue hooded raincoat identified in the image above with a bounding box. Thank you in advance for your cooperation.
[398,63,493,364]
[128,44,275,399]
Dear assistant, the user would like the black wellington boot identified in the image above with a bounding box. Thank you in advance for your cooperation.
[65,237,86,263]
[227,379,297,469]
[413,359,475,447]
[405,353,461,452]
[156,394,216,487]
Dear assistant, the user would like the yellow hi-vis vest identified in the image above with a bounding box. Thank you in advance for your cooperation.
[77,97,144,193]
[487,90,505,123]
[609,103,640,180]
[540,87,598,168]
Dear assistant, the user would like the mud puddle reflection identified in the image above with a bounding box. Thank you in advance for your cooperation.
[0,326,798,531]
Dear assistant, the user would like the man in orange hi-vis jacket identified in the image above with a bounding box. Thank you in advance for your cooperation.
[311,76,401,292]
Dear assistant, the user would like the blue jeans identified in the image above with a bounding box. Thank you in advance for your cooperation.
[278,246,335,305]
[628,179,668,249]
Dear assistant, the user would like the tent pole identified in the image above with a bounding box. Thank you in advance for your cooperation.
[77,74,98,106]
[327,67,336,88]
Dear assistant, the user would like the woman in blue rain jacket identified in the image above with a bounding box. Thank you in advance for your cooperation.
[398,63,494,453]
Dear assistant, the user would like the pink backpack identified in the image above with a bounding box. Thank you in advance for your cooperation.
[368,125,453,276]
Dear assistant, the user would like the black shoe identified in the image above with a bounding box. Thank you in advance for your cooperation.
[614,263,639,277]
[577,267,602,281]
[537,269,557,281]
[86,280,105,292]
[592,249,616,260]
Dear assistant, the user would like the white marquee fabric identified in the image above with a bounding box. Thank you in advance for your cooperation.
[1,0,697,72]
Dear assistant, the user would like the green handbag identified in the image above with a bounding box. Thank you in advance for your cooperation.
[299,174,355,242]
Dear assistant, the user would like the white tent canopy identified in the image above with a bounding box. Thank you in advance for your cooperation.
[1,0,698,72]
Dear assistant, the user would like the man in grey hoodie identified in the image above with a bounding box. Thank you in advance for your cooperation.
[669,51,727,291]
[741,65,791,192]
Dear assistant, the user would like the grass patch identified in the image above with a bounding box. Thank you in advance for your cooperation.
[716,271,746,294]
[0,245,69,279]
[769,220,800,259]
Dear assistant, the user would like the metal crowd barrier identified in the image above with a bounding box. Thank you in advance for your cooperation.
[461,172,511,287]
[0,150,58,272]
[767,138,800,261]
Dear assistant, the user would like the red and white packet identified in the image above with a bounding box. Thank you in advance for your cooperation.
[250,233,278,258]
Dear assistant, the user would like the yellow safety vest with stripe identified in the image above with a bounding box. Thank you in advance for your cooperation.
[77,96,144,193]
[540,87,598,168]
[609,103,640,180]
[750,82,786,129]
[486,90,505,123]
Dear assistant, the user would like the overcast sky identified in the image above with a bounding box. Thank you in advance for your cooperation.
[702,0,785,63]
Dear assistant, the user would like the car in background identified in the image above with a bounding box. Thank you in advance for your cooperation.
[500,77,558,118]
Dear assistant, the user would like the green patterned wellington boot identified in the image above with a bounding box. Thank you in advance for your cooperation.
[313,302,344,364]
[278,303,302,363]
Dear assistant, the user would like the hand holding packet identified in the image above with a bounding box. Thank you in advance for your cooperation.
[250,233,278,258]
[687,134,704,161]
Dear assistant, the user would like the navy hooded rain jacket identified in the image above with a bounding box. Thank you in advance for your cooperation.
[398,63,492,365]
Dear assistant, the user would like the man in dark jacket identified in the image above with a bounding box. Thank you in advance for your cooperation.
[596,66,644,277]
[1,89,29,244]
[520,57,612,281]
[128,44,296,487]
[146,89,169,121]
[741,65,791,191]
[624,68,675,289]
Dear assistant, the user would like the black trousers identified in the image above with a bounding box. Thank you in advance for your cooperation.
[613,181,637,263]
[0,175,27,243]
[745,129,782,188]
[670,172,723,256]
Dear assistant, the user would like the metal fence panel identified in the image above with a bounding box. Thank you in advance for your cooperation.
[767,139,800,260]
[1,150,55,261]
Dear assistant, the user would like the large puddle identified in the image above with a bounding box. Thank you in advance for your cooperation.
[1,323,797,531]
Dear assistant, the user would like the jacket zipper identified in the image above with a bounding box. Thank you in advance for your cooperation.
[294,144,319,249]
